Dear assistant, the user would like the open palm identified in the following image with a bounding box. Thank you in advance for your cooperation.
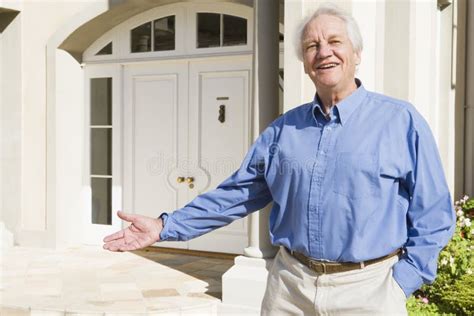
[103,211,163,252]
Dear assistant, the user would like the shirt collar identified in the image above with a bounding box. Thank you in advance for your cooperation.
[311,78,367,126]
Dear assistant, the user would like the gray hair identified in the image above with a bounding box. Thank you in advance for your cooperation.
[295,2,363,61]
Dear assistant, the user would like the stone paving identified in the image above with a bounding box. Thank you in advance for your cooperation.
[0,246,258,315]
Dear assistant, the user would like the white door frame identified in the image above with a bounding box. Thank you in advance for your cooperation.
[83,64,123,245]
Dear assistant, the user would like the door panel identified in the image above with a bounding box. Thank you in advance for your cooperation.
[187,57,252,254]
[133,76,177,213]
[124,62,189,249]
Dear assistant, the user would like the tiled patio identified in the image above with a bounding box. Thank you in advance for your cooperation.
[0,246,260,315]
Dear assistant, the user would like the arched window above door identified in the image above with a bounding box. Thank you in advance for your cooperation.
[83,3,253,63]
[197,13,247,48]
[130,15,175,53]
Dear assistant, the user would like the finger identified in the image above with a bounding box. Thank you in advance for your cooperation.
[103,243,117,251]
[117,210,139,223]
[103,229,125,242]
[103,239,127,251]
[104,244,122,252]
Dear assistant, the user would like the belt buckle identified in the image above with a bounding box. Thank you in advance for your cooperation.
[310,260,327,274]
[321,262,327,274]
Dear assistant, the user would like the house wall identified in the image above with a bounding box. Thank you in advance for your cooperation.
[54,49,86,248]
[0,27,2,233]
[1,10,22,243]
[0,0,23,250]
[283,0,459,196]
[1,1,95,247]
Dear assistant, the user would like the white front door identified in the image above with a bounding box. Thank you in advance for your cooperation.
[123,56,252,254]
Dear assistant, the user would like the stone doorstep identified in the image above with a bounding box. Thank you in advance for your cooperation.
[1,301,222,315]
[1,246,254,315]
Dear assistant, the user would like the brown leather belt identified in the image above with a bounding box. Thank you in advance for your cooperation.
[287,248,402,274]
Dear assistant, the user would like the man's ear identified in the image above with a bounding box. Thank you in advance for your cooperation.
[354,51,361,65]
[303,55,310,74]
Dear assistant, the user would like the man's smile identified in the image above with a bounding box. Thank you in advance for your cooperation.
[316,62,340,70]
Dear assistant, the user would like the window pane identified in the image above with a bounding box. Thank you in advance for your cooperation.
[91,177,112,225]
[91,128,112,176]
[131,22,152,53]
[90,78,112,125]
[223,15,247,46]
[197,13,220,48]
[154,16,175,51]
[96,42,112,55]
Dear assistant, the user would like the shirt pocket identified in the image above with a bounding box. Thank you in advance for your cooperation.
[332,153,378,199]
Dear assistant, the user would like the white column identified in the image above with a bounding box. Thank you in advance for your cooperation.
[283,0,313,111]
[0,3,32,251]
[1,6,22,248]
[222,0,279,309]
[244,0,279,260]
[465,0,474,196]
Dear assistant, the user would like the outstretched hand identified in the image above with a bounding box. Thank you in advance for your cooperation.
[103,211,163,252]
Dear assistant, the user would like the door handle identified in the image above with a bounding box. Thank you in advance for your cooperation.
[218,105,225,123]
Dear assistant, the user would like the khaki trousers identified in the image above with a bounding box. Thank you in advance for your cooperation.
[261,247,407,315]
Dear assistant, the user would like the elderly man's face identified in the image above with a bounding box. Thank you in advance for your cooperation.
[302,14,360,93]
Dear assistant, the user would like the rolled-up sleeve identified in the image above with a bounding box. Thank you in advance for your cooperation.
[159,120,279,242]
[392,114,456,297]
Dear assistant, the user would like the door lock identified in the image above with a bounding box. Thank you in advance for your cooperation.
[218,105,226,123]
[177,177,194,188]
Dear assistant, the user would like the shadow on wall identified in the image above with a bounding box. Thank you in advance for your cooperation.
[0,8,19,33]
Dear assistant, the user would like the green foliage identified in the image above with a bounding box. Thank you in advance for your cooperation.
[406,296,442,316]
[407,195,474,315]
[437,274,474,314]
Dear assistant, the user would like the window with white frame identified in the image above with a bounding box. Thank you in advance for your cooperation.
[95,42,112,56]
[130,15,176,53]
[82,4,253,63]
[90,77,113,225]
[197,13,247,48]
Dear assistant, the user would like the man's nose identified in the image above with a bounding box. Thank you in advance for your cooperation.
[317,44,332,58]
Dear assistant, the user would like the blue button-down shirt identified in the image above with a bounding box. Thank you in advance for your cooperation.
[160,81,456,297]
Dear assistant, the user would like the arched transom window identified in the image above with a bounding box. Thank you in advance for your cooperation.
[197,13,247,48]
[83,3,253,62]
[131,15,176,53]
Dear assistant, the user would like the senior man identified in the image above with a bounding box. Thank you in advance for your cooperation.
[104,3,455,314]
